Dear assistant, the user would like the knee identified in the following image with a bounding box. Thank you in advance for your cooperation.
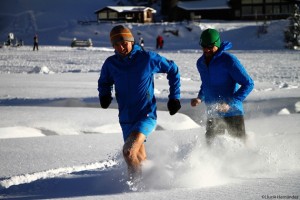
[138,153,147,162]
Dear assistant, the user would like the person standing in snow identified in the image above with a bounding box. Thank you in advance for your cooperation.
[33,34,38,51]
[156,35,164,49]
[98,25,181,181]
[191,28,254,145]
[139,37,144,50]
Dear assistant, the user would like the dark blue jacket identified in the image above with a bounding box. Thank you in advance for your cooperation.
[197,41,254,117]
[98,45,181,123]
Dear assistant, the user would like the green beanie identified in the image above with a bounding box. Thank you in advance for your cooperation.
[200,28,221,48]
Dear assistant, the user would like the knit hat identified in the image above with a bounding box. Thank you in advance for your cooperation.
[200,28,221,48]
[110,25,134,45]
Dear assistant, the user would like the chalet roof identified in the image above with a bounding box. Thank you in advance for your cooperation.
[177,0,230,11]
[95,6,156,14]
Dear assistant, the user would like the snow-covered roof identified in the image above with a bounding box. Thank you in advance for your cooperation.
[95,6,156,14]
[177,0,230,11]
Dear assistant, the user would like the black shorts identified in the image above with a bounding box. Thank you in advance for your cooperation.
[206,115,246,139]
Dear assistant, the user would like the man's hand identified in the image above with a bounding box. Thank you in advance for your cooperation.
[216,103,230,113]
[191,98,201,107]
[167,99,181,115]
[99,95,112,109]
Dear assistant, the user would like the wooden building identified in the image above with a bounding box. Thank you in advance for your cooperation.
[95,6,156,23]
[174,0,233,21]
[164,0,300,21]
[231,0,300,20]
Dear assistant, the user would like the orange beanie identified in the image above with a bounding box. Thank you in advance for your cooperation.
[110,25,134,45]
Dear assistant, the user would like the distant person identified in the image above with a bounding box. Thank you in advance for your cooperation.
[139,37,144,50]
[33,34,38,51]
[191,28,254,145]
[6,36,11,46]
[7,35,11,46]
[19,39,24,46]
[7,33,13,46]
[98,25,181,182]
[156,35,164,49]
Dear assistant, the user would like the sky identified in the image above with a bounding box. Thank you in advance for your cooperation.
[0,0,300,199]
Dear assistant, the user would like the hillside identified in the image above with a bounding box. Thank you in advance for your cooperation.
[0,0,116,45]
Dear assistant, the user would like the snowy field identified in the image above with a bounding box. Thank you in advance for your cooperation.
[0,44,300,200]
[1,19,300,199]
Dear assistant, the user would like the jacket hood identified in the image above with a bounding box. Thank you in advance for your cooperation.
[213,41,232,58]
[219,41,232,52]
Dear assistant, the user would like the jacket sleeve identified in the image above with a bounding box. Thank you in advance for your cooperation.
[150,52,181,99]
[98,60,114,97]
[197,84,205,101]
[196,58,205,101]
[229,56,254,102]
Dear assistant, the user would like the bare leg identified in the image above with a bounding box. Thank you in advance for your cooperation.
[137,143,147,162]
[123,132,146,179]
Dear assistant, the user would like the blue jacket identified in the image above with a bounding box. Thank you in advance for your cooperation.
[98,44,181,123]
[197,41,254,118]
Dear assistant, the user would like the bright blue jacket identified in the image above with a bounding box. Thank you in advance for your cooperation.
[98,44,181,123]
[197,41,254,118]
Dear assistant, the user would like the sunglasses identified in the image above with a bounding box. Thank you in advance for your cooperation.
[200,43,215,49]
[199,37,220,48]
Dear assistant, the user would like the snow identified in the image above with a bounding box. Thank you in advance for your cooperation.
[1,1,300,199]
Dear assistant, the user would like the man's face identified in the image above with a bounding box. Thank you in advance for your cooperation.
[202,46,219,58]
[113,41,133,57]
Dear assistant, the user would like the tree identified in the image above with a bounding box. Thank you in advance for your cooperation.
[284,4,300,49]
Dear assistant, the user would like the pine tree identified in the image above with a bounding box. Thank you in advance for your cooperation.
[284,4,300,49]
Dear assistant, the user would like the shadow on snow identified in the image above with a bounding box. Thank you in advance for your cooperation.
[0,164,131,199]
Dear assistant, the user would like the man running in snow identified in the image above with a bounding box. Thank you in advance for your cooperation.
[191,28,254,145]
[98,25,181,180]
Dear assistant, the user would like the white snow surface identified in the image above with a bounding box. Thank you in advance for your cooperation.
[1,3,300,199]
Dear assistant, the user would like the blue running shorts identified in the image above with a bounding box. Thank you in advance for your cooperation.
[120,117,157,141]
